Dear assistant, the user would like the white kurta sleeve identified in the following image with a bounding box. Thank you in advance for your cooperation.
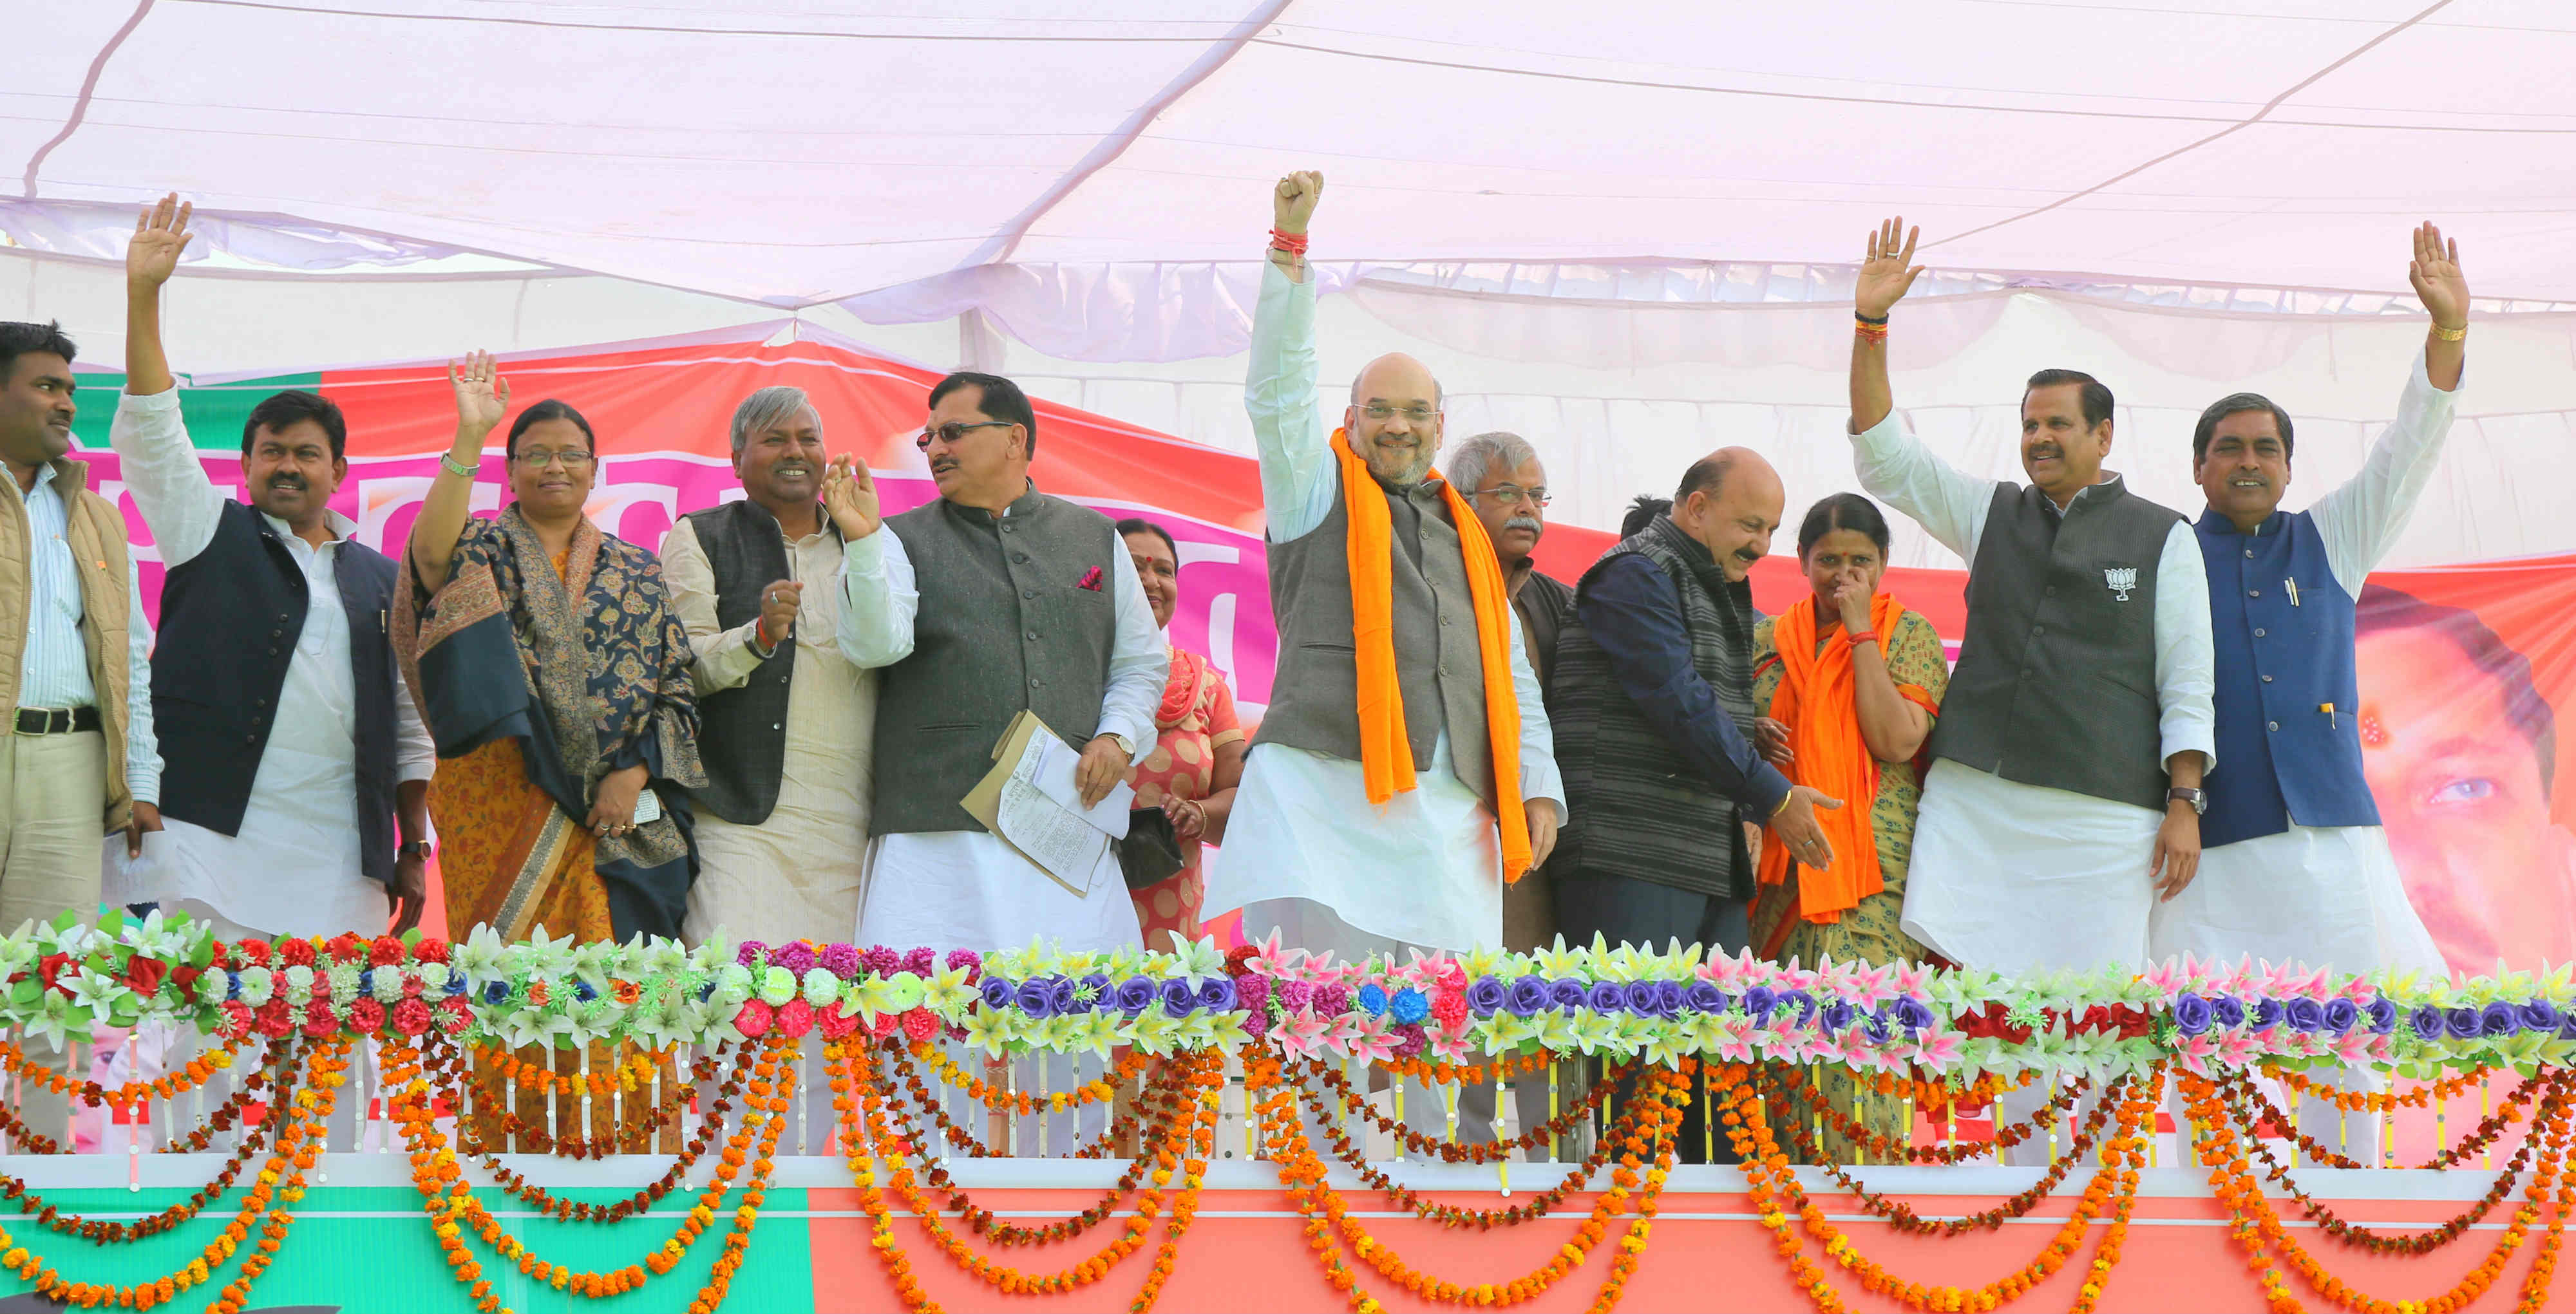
[1508,610,1565,820]
[1095,547,1171,752]
[108,387,225,568]
[124,559,160,806]
[837,527,917,670]
[658,518,769,697]
[392,666,435,783]
[1245,260,1341,544]
[2150,520,2217,773]
[2306,348,2461,593]
[1848,411,1996,562]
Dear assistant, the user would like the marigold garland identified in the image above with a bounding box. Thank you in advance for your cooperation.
[1765,1060,2091,1165]
[1301,1052,1624,1164]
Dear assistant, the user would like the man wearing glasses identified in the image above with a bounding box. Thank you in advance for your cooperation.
[1206,171,1564,1151]
[837,371,1166,957]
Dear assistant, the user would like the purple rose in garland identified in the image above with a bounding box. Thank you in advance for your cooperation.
[2322,999,2360,1035]
[1160,978,1198,1018]
[1863,1010,1893,1043]
[1050,977,1082,1016]
[1743,986,1778,1023]
[1016,980,1057,1020]
[1649,981,1684,1018]
[981,978,1017,1011]
[1198,976,1238,1012]
[2283,999,2327,1034]
[1079,973,1114,1010]
[1774,990,1817,1026]
[1115,977,1160,1015]
[1586,981,1629,1014]
[1548,979,1587,1011]
[1892,997,1935,1032]
[2561,1013,2576,1041]
[2364,997,2398,1035]
[1466,977,1508,1018]
[2210,996,2246,1029]
[2249,998,2286,1032]
[1507,978,1550,1018]
[2410,1004,2446,1040]
[2172,993,2214,1037]
[1683,982,1729,1015]
[2479,1002,2520,1038]
[2443,1006,2483,1040]
[1820,1001,1857,1033]
[2519,1000,2562,1032]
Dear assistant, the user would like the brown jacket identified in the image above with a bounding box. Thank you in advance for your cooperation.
[0,458,137,832]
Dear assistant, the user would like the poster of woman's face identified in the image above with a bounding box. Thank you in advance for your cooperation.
[2356,585,2576,975]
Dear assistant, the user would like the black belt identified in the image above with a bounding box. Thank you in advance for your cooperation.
[14,706,100,736]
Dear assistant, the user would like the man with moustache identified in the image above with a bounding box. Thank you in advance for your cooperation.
[659,386,907,948]
[2152,226,2463,1013]
[108,194,429,945]
[1548,448,1841,1165]
[1846,218,2213,1161]
[1550,449,1842,956]
[840,370,1166,955]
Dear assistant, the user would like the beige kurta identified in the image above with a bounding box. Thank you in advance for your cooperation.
[659,516,876,948]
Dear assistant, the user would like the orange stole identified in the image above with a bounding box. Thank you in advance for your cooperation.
[1329,430,1531,882]
[1755,593,1938,926]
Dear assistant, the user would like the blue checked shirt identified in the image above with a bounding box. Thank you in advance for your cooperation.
[12,464,160,805]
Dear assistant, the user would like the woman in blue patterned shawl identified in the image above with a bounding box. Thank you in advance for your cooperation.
[396,352,706,946]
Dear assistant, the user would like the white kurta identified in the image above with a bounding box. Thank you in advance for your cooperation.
[1201,259,1567,956]
[661,516,890,948]
[2150,352,2459,978]
[838,502,1164,954]
[1850,409,2217,975]
[104,388,435,939]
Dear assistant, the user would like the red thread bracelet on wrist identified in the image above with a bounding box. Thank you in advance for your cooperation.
[1844,629,1877,647]
[1269,227,1310,256]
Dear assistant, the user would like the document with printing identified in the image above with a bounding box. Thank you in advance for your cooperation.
[962,711,1135,896]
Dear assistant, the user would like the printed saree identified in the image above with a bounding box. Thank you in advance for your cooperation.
[394,505,708,944]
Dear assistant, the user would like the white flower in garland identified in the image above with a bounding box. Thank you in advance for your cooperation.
[1160,935,1226,985]
[282,964,316,1006]
[369,967,409,1004]
[327,963,363,1006]
[417,961,451,994]
[756,966,797,1007]
[799,968,839,1008]
[63,966,133,1024]
[568,939,623,993]
[499,1004,574,1051]
[685,938,731,973]
[237,966,275,1007]
[453,925,510,988]
[21,993,77,1051]
[922,964,980,1024]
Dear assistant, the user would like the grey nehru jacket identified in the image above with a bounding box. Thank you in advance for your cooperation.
[1934,480,2183,811]
[1256,474,1498,806]
[869,486,1119,835]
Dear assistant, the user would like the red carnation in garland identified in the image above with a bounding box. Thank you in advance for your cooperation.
[218,1002,255,1040]
[325,932,367,963]
[36,953,70,991]
[774,999,816,1039]
[391,998,434,1037]
[170,963,203,997]
[301,999,340,1037]
[1224,944,1260,975]
[434,995,474,1034]
[277,939,317,969]
[732,999,775,1038]
[816,1002,862,1041]
[254,1000,295,1038]
[1429,988,1470,1032]
[368,935,408,967]
[900,1008,940,1044]
[345,998,386,1034]
[412,937,451,965]
[234,939,272,968]
[869,1008,902,1038]
[121,956,167,997]
[205,940,231,968]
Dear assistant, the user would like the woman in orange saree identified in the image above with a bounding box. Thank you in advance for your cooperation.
[399,353,708,1150]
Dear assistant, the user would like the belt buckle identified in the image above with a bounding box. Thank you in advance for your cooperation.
[15,708,65,736]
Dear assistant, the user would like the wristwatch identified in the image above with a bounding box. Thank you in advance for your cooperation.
[2166,787,2207,816]
[398,840,435,860]
[1104,733,1135,758]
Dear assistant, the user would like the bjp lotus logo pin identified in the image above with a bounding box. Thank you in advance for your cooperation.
[2103,567,2137,602]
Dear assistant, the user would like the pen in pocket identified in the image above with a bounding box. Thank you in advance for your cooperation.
[2286,578,2300,606]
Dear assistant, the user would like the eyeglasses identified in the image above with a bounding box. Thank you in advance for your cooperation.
[1358,403,1439,423]
[1470,484,1551,508]
[916,420,1017,451]
[513,448,594,470]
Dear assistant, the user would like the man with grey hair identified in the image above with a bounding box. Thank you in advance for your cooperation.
[658,384,909,946]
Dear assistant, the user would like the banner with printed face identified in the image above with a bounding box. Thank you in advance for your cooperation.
[66,326,2576,973]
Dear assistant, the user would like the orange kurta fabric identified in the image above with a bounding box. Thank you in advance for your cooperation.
[1755,592,1939,924]
[1329,431,1531,882]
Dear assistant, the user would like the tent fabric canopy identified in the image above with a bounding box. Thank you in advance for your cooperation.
[10,1,2575,310]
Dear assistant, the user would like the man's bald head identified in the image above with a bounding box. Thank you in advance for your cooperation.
[1672,446,1785,583]
[1343,351,1444,488]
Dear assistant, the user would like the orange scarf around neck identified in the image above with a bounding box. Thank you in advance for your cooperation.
[1332,430,1532,883]
[1756,591,1933,924]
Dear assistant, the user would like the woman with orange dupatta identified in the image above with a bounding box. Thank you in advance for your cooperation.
[399,352,707,1150]
[1748,494,1947,1164]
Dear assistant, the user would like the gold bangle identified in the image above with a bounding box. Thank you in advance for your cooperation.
[2431,321,2467,342]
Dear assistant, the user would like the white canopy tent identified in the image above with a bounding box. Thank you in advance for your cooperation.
[5,0,2573,568]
